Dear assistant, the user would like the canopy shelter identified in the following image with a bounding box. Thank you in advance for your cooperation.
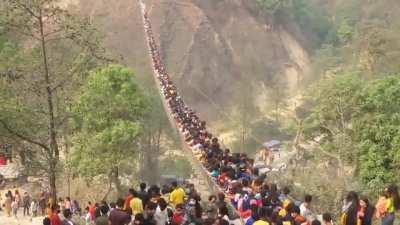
[263,140,281,151]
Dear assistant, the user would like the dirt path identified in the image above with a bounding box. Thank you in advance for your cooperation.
[0,210,43,225]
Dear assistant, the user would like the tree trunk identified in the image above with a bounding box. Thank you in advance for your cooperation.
[49,161,57,202]
[111,167,122,196]
[275,99,280,123]
[39,9,60,200]
[102,173,114,201]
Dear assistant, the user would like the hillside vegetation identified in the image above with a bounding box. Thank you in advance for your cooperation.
[256,0,400,207]
[0,0,399,208]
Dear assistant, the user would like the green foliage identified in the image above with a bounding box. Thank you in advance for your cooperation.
[309,44,344,83]
[258,0,291,11]
[258,0,336,48]
[0,0,109,199]
[160,154,192,179]
[70,65,147,179]
[304,73,400,191]
[305,73,363,137]
[291,0,335,47]
[354,76,400,190]
[337,20,354,43]
[303,73,364,171]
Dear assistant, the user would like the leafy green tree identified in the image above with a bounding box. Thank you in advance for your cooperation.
[258,0,292,11]
[70,65,147,195]
[160,154,192,179]
[304,73,363,179]
[0,0,106,200]
[258,0,335,48]
[138,92,171,183]
[337,20,354,43]
[354,76,400,190]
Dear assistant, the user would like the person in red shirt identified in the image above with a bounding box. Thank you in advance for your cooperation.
[172,204,184,225]
[0,154,6,165]
[88,201,95,221]
[49,206,61,225]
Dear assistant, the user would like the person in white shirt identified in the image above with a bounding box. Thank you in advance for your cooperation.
[300,194,314,221]
[154,198,170,225]
[31,199,38,217]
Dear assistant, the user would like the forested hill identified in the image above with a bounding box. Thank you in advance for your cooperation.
[73,0,400,196]
[259,0,400,205]
[1,0,399,211]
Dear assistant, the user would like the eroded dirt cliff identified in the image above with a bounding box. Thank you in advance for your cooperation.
[74,0,310,121]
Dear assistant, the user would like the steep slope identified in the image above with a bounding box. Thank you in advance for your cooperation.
[75,0,310,121]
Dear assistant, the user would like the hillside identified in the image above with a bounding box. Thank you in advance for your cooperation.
[75,0,310,122]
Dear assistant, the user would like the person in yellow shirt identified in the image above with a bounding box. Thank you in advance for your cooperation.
[169,181,185,208]
[129,190,143,216]
[253,207,271,225]
[381,184,400,225]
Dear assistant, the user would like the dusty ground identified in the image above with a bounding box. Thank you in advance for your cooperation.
[0,210,43,225]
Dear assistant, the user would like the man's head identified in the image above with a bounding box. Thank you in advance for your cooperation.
[116,198,125,209]
[43,217,51,225]
[217,192,225,202]
[312,220,322,225]
[322,213,332,223]
[304,194,312,204]
[290,205,301,218]
[140,182,147,191]
[100,204,109,216]
[158,198,167,210]
[146,201,157,216]
[63,209,72,219]
[175,204,184,214]
[282,186,290,195]
[129,188,135,196]
[171,181,178,188]
[209,195,216,202]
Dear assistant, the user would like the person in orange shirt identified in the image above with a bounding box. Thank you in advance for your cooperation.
[375,192,388,219]
[291,206,307,225]
[124,189,135,212]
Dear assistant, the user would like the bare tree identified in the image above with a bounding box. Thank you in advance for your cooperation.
[0,0,107,200]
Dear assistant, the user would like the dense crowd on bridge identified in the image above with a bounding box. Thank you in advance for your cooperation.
[1,179,400,225]
[1,3,399,225]
[140,3,400,225]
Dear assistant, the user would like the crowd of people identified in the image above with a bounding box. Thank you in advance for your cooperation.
[1,2,399,225]
[1,181,235,225]
[1,189,40,218]
[2,180,399,225]
[139,2,400,225]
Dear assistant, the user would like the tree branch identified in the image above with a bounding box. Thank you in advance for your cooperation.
[0,119,49,151]
[2,23,40,40]
[13,1,40,20]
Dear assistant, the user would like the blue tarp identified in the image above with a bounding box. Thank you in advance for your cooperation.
[263,140,281,148]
